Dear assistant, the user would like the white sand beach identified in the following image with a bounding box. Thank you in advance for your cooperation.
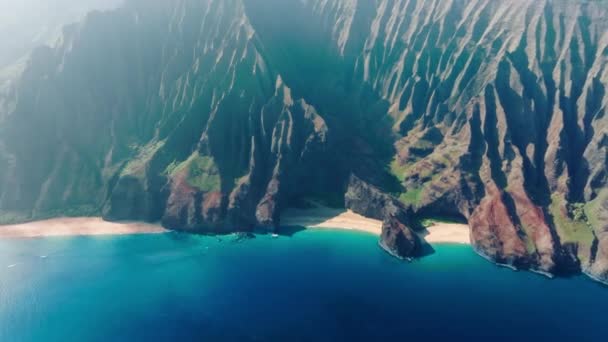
[419,223,471,244]
[281,207,383,235]
[0,217,167,239]
[0,210,470,244]
[281,206,470,244]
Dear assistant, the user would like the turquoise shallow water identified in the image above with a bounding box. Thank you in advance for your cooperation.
[1,229,607,341]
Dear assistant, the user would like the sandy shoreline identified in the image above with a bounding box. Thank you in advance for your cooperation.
[0,209,470,244]
[419,223,471,244]
[281,207,470,244]
[281,207,383,235]
[0,217,167,239]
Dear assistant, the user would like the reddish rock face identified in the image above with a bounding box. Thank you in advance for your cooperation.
[161,171,201,231]
[470,183,575,275]
[470,187,530,269]
[255,196,278,230]
[509,189,557,273]
[201,192,224,225]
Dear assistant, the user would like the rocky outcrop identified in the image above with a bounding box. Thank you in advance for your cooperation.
[341,0,608,281]
[380,215,421,260]
[345,174,421,258]
[0,0,607,283]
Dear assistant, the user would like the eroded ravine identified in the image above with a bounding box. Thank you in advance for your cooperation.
[0,0,606,283]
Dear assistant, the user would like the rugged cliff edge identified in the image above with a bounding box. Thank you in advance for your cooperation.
[345,174,422,258]
[0,0,606,283]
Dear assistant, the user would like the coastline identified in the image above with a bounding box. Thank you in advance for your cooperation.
[419,223,471,244]
[472,248,557,279]
[0,217,167,238]
[3,214,605,287]
[583,270,608,287]
[280,206,471,245]
[0,208,471,245]
[281,207,383,235]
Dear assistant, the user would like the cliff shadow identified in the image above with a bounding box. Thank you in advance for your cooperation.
[278,225,307,237]
[243,0,404,197]
[418,241,436,258]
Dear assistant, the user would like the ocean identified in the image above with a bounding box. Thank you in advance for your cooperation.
[1,229,607,341]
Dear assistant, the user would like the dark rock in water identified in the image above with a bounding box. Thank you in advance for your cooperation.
[380,215,421,260]
[345,174,420,258]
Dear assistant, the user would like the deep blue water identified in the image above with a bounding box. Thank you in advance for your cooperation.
[1,229,607,341]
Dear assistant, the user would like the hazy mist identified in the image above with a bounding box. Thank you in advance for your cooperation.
[0,0,123,70]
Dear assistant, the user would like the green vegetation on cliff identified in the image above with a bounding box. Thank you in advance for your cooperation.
[121,141,165,178]
[585,190,608,232]
[187,156,221,192]
[550,195,595,261]
[167,153,221,193]
[389,159,409,182]
[398,188,423,207]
